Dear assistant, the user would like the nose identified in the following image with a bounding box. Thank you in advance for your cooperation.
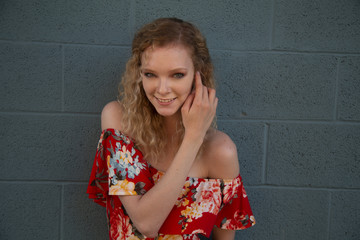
[157,77,170,95]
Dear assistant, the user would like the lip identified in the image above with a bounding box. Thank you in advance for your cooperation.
[155,97,177,105]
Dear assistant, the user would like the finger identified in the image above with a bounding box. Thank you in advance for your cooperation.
[208,88,216,103]
[214,97,219,111]
[181,92,195,113]
[194,72,203,102]
[202,85,209,102]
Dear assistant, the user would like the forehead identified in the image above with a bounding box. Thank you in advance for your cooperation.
[141,44,193,68]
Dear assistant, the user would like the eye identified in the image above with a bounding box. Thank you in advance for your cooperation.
[143,72,155,78]
[173,73,185,79]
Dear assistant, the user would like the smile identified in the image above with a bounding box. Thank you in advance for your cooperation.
[155,97,176,103]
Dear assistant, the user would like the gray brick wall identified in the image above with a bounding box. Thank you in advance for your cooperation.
[1,1,359,239]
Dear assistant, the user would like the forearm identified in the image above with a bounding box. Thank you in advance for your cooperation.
[120,133,203,236]
[212,227,236,240]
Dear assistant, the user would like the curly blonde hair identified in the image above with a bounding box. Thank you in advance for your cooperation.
[118,18,216,160]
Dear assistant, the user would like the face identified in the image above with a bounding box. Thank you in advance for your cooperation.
[141,44,195,118]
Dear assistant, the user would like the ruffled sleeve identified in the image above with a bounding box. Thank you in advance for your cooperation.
[86,129,154,207]
[215,175,256,230]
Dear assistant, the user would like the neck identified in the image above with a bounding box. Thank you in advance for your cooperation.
[162,111,182,143]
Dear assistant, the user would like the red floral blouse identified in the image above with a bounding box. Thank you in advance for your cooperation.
[87,129,255,240]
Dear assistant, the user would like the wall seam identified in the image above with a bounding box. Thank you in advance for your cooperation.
[210,48,360,56]
[217,118,360,125]
[333,57,341,121]
[269,0,276,50]
[327,191,332,240]
[261,123,270,184]
[59,184,64,240]
[61,45,65,112]
[129,0,136,37]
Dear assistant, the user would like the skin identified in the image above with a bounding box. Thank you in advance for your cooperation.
[101,44,239,239]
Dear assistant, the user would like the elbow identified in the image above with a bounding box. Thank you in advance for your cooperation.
[135,222,159,238]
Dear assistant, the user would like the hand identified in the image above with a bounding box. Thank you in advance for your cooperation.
[181,72,218,141]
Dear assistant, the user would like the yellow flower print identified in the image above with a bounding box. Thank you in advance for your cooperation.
[120,145,133,164]
[109,179,136,195]
[107,155,111,169]
[175,183,191,207]
[181,203,204,222]
[182,198,189,207]
[128,236,141,240]
[158,234,183,240]
[250,215,256,225]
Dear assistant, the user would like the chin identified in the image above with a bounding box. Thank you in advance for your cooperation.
[154,107,180,118]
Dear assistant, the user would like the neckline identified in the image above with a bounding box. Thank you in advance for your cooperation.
[149,165,236,181]
[103,128,240,181]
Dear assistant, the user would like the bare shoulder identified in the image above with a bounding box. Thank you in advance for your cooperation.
[101,101,124,131]
[203,129,240,179]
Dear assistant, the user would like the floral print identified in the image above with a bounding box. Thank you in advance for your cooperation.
[87,129,255,240]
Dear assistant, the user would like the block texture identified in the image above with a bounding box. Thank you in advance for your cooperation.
[64,46,130,113]
[218,121,264,185]
[134,0,272,50]
[237,187,329,240]
[273,0,360,52]
[63,184,107,240]
[337,57,360,121]
[267,123,360,188]
[0,43,62,111]
[0,183,61,240]
[0,0,132,45]
[0,114,100,181]
[212,51,337,120]
[329,191,360,240]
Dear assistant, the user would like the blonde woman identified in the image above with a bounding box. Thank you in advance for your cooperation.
[87,18,255,240]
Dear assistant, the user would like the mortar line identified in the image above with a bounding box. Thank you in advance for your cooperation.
[327,191,332,240]
[1,39,360,56]
[0,39,131,48]
[59,184,64,240]
[61,45,65,112]
[129,0,136,37]
[261,123,270,184]
[269,0,276,50]
[0,180,88,184]
[210,48,360,56]
[217,118,360,125]
[1,179,360,191]
[246,185,360,191]
[333,57,341,121]
[0,111,100,117]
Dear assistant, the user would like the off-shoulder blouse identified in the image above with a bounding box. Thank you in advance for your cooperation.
[87,129,255,240]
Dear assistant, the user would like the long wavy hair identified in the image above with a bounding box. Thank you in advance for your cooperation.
[118,18,216,161]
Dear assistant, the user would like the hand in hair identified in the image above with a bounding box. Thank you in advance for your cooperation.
[181,71,218,142]
[117,75,217,237]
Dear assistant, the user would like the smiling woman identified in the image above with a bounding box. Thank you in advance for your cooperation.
[87,18,255,240]
[141,45,195,118]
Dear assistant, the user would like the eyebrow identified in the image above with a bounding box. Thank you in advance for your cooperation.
[141,67,188,72]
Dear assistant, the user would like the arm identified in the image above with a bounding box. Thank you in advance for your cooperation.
[102,72,218,238]
[206,131,240,240]
[213,227,236,240]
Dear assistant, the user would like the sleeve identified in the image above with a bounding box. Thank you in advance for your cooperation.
[87,129,154,206]
[215,175,256,230]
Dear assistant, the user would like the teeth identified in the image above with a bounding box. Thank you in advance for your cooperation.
[157,97,175,103]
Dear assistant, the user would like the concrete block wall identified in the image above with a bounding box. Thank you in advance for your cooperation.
[1,1,359,239]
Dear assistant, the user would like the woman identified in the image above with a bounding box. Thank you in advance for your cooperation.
[87,18,255,240]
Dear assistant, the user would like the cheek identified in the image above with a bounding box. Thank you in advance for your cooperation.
[141,80,152,94]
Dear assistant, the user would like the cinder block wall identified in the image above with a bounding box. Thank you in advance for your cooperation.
[1,1,359,240]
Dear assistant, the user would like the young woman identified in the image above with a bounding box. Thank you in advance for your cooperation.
[87,18,255,240]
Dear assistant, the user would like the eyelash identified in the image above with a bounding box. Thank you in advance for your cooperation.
[143,72,155,78]
[143,73,185,79]
[173,73,185,78]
